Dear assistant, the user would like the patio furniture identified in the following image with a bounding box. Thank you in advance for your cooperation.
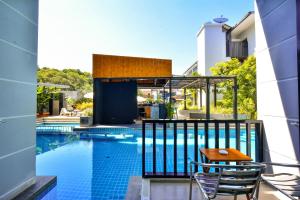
[189,162,265,200]
[261,162,300,200]
[60,108,72,116]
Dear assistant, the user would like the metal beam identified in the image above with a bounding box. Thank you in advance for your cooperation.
[184,88,187,110]
[200,87,202,108]
[181,79,200,89]
[206,78,210,119]
[214,84,217,107]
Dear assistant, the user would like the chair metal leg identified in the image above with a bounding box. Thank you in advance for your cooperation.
[255,182,260,200]
[189,178,193,200]
[246,193,251,200]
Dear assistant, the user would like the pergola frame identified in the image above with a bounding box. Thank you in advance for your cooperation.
[98,76,238,119]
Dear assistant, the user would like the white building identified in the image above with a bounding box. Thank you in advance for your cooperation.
[185,12,255,76]
[196,22,230,75]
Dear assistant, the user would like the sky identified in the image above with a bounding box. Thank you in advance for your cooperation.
[38,0,254,75]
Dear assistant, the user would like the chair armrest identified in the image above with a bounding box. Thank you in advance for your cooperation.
[190,161,264,169]
[262,162,300,168]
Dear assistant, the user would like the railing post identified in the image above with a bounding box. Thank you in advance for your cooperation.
[215,122,219,148]
[255,122,264,162]
[184,122,188,175]
[235,122,240,151]
[153,122,156,175]
[204,122,209,163]
[225,122,230,148]
[142,121,146,177]
[174,122,177,174]
[163,122,167,175]
[246,122,251,157]
[194,122,198,172]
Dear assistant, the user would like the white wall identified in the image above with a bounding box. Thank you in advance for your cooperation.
[197,23,229,76]
[255,0,299,170]
[196,25,206,76]
[0,0,38,199]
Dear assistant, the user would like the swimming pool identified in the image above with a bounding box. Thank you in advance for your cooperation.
[37,127,256,200]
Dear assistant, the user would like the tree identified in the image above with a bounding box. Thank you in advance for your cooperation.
[37,86,60,114]
[37,67,93,96]
[210,56,256,119]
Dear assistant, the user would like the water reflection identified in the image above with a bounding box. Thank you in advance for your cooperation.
[36,134,79,154]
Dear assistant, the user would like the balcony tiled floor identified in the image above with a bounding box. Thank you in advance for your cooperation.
[150,181,290,200]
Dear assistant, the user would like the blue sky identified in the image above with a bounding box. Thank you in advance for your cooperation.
[38,0,253,75]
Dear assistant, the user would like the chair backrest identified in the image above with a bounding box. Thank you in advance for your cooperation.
[216,164,264,198]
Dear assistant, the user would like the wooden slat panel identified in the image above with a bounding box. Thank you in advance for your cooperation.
[93,54,172,78]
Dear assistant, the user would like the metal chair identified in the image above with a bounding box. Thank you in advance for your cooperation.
[189,162,265,200]
[261,162,300,200]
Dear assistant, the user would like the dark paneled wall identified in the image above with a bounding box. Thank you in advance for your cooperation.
[93,79,104,124]
[93,79,138,124]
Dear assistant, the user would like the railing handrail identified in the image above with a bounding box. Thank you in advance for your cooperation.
[142,119,263,124]
[142,119,264,178]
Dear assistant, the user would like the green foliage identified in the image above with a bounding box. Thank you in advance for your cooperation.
[209,106,233,114]
[210,56,257,119]
[37,86,60,113]
[76,102,93,111]
[37,67,93,96]
[146,97,153,104]
[178,100,201,111]
[165,102,175,119]
[83,109,93,117]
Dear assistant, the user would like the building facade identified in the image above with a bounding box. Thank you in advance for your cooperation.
[255,0,299,167]
[187,12,255,76]
[0,1,38,199]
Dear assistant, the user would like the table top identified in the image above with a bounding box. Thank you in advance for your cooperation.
[200,148,252,162]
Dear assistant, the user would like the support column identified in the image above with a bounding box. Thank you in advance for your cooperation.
[184,88,187,110]
[206,78,210,119]
[163,86,166,104]
[200,87,203,108]
[233,78,238,120]
[169,78,172,102]
[214,84,217,108]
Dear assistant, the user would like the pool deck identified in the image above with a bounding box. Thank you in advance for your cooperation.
[13,176,57,200]
[36,116,80,123]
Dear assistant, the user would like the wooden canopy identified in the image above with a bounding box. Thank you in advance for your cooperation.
[93,54,172,78]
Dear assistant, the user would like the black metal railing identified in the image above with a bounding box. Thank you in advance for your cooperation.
[142,119,264,178]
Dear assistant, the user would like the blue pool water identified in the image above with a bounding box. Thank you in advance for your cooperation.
[37,127,256,200]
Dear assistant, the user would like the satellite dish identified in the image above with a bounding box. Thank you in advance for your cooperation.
[213,15,228,24]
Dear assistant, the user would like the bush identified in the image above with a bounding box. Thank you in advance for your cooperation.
[210,56,256,119]
[76,102,93,111]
